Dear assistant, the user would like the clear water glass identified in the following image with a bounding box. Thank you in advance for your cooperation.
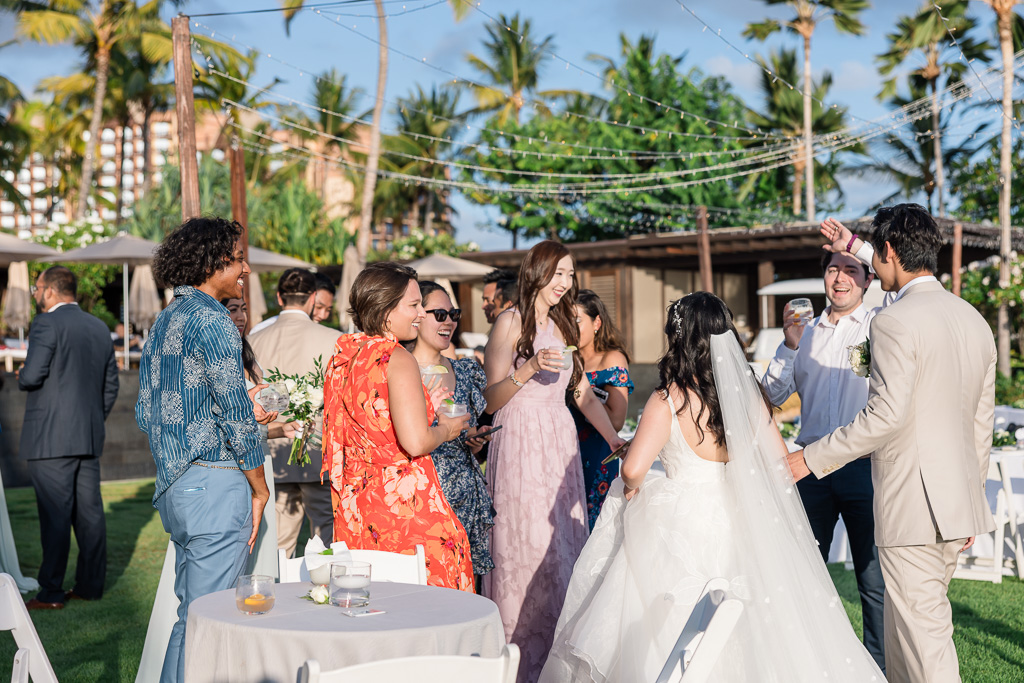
[258,382,290,412]
[438,402,468,418]
[235,574,275,615]
[547,347,572,370]
[331,561,371,608]
[787,298,814,326]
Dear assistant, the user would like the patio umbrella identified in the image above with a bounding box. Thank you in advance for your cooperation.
[248,272,267,324]
[0,232,58,266]
[336,245,361,332]
[248,247,313,273]
[44,234,159,368]
[129,265,162,334]
[405,253,493,283]
[2,261,32,342]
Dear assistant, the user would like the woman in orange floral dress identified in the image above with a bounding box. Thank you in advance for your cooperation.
[321,262,474,591]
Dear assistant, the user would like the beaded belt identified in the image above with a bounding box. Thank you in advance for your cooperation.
[193,460,239,470]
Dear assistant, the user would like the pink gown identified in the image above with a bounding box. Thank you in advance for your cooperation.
[483,319,589,683]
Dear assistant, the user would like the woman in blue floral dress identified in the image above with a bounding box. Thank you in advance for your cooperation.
[570,290,633,530]
[405,281,495,576]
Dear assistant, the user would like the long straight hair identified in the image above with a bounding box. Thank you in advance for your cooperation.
[656,292,772,446]
[515,240,582,390]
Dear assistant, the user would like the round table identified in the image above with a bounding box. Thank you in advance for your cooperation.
[183,581,505,683]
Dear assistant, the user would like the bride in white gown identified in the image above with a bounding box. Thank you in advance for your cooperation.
[541,293,884,682]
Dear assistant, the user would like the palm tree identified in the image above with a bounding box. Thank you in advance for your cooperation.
[13,0,149,219]
[975,0,1023,376]
[192,48,280,150]
[744,49,854,214]
[281,0,469,265]
[0,44,30,210]
[744,0,868,222]
[465,13,572,126]
[877,2,991,217]
[300,69,364,209]
[851,85,984,213]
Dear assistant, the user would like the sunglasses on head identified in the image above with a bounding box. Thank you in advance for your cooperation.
[424,308,462,324]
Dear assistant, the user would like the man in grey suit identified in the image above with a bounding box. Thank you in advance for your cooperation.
[249,268,341,556]
[19,266,119,610]
[788,204,997,683]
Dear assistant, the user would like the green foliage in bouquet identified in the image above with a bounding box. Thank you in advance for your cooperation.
[264,356,326,466]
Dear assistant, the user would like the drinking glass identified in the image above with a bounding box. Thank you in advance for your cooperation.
[438,402,468,418]
[786,298,814,326]
[547,347,572,370]
[258,382,290,412]
[331,561,372,608]
[235,574,275,615]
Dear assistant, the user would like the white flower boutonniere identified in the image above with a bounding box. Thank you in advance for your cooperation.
[847,339,871,378]
[306,584,331,605]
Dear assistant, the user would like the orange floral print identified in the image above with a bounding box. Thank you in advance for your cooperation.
[322,333,474,592]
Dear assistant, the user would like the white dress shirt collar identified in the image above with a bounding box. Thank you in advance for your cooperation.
[46,301,79,313]
[893,275,938,302]
[816,302,869,329]
[278,309,311,321]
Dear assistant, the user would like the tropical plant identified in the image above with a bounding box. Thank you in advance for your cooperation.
[299,68,364,209]
[876,1,991,217]
[975,0,1024,376]
[950,137,1024,225]
[744,48,855,215]
[953,251,1024,360]
[371,229,478,262]
[744,0,868,222]
[280,0,470,267]
[17,99,87,223]
[193,48,280,151]
[30,220,119,328]
[0,43,30,209]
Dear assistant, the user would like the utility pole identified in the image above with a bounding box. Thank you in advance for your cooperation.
[172,15,200,221]
[230,141,251,324]
[697,206,713,293]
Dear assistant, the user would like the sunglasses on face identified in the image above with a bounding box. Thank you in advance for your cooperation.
[424,308,462,324]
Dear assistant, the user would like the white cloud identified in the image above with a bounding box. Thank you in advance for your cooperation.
[704,55,762,92]
[829,61,878,93]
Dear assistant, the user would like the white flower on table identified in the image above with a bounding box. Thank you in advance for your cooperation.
[309,584,330,604]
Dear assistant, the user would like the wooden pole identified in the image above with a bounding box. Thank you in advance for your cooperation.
[172,16,200,221]
[697,206,713,292]
[952,222,963,297]
[230,143,251,326]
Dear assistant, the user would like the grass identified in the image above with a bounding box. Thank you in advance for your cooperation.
[2,480,1023,682]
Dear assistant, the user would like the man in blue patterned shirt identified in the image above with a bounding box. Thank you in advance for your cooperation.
[137,216,275,683]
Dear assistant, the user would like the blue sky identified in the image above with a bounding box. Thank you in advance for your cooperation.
[1,1,1012,249]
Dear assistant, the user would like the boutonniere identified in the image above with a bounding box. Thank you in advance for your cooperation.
[847,339,871,378]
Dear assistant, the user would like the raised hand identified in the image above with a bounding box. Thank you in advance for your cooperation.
[820,217,855,254]
[782,302,805,351]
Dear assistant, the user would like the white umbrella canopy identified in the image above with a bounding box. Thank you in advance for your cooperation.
[405,253,493,283]
[2,261,32,338]
[248,247,313,273]
[0,232,59,266]
[129,265,162,332]
[336,245,361,332]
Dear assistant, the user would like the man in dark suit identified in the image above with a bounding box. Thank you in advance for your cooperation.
[19,266,118,610]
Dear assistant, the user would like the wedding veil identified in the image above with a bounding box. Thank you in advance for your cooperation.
[709,332,883,681]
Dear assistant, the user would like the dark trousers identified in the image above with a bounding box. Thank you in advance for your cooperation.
[27,455,107,603]
[796,457,886,672]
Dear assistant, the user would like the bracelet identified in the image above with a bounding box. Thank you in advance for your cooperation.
[509,373,524,387]
[846,234,859,253]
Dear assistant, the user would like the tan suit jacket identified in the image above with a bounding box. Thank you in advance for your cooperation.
[249,311,341,483]
[804,281,997,547]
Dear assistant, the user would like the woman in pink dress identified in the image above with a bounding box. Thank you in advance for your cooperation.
[482,240,626,683]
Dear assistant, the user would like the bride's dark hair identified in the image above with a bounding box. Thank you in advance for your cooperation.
[656,292,773,446]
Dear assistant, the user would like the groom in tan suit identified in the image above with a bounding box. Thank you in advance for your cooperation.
[250,268,342,557]
[788,204,997,683]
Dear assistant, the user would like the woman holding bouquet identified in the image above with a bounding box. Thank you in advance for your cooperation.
[322,263,475,591]
[404,281,496,581]
[482,240,626,682]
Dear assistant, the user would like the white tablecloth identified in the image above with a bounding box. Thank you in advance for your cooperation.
[183,581,505,683]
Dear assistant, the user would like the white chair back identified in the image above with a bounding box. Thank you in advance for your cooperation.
[278,542,351,583]
[347,545,427,585]
[655,577,744,683]
[0,573,58,683]
[298,643,519,683]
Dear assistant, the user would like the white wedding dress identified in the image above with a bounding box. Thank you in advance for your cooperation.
[540,333,885,683]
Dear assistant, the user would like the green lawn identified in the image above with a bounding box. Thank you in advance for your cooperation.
[2,480,1024,682]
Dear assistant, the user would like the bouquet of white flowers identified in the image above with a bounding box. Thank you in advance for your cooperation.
[265,356,326,466]
[847,339,871,378]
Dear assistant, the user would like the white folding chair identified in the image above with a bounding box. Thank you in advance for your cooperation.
[655,578,744,683]
[347,545,428,585]
[0,573,58,683]
[298,643,519,683]
[278,542,352,583]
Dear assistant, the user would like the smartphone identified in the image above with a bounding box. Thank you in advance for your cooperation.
[474,425,504,438]
[601,439,632,465]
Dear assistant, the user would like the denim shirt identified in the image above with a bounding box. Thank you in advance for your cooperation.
[136,286,263,505]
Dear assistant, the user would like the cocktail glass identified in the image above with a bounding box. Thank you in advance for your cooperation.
[331,561,371,608]
[438,402,468,418]
[235,574,275,615]
[258,383,290,412]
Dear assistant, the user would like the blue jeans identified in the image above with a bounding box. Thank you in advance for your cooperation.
[156,462,252,683]
[796,457,886,673]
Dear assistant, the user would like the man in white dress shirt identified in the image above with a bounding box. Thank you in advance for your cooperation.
[762,245,886,671]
